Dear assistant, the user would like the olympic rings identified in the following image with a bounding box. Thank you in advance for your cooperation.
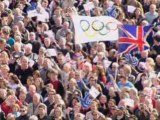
[99,26,110,35]
[92,20,104,31]
[80,20,90,31]
[84,28,97,38]
[106,22,118,31]
[80,20,118,37]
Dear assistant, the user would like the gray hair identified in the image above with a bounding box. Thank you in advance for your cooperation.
[29,115,38,120]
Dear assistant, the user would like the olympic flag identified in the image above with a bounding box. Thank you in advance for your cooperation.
[72,16,121,44]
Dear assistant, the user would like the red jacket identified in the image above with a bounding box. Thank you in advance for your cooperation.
[1,101,22,116]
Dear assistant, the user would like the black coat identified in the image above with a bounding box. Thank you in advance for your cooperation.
[16,114,30,120]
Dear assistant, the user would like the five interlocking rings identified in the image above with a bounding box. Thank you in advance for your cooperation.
[80,20,118,37]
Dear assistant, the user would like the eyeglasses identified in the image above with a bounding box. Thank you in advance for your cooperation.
[20,109,26,112]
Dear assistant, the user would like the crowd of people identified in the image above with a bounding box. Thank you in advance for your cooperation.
[0,0,160,120]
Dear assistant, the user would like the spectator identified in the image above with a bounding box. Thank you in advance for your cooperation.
[145,4,158,24]
[15,56,33,85]
[16,105,30,120]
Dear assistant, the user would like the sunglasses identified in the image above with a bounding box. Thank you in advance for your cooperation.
[20,109,26,112]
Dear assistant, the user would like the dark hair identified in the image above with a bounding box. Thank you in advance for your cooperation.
[10,74,20,84]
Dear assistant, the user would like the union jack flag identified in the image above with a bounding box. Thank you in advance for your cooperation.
[118,25,151,54]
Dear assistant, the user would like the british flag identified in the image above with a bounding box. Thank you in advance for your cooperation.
[118,25,151,54]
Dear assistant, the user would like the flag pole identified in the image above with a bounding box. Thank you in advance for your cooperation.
[115,54,119,81]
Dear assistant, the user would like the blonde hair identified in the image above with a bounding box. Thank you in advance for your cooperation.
[146,57,155,68]
[1,26,11,35]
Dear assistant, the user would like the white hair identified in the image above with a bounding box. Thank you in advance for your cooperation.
[29,115,38,120]
[25,43,33,50]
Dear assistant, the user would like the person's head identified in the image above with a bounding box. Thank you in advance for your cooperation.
[39,47,46,57]
[29,32,36,41]
[53,106,63,118]
[62,21,69,30]
[0,38,6,49]
[19,87,27,102]
[34,77,44,90]
[0,2,5,12]
[45,83,54,92]
[47,89,56,102]
[141,50,149,59]
[19,0,27,5]
[33,93,41,105]
[14,8,22,16]
[54,6,62,16]
[44,37,51,47]
[58,37,66,48]
[9,74,20,84]
[20,56,29,69]
[14,35,22,43]
[75,44,83,52]
[134,7,143,16]
[0,51,9,64]
[129,88,138,99]
[16,21,24,30]
[0,77,7,89]
[92,110,104,120]
[73,102,81,113]
[149,4,157,13]
[75,70,82,80]
[48,68,59,81]
[146,57,155,71]
[150,109,159,120]
[97,42,106,52]
[111,62,119,71]
[37,103,47,116]
[68,78,77,88]
[63,62,71,73]
[24,43,32,55]
[108,99,116,109]
[41,0,48,8]
[97,52,105,61]
[12,103,20,112]
[54,94,62,104]
[0,88,7,99]
[103,0,109,9]
[29,115,38,120]
[42,23,49,31]
[0,64,10,75]
[54,16,62,26]
[43,57,51,68]
[27,76,34,86]
[29,85,36,95]
[94,7,102,16]
[156,55,160,65]
[123,64,132,76]
[74,113,85,120]
[119,75,128,83]
[6,113,16,120]
[14,42,22,52]
[84,62,92,73]
[20,105,28,116]
[99,94,107,104]
[66,31,73,42]
[6,95,18,106]
[33,70,40,79]
[116,106,125,117]
[57,53,65,65]
[1,26,11,38]
[90,101,99,112]
[89,74,98,86]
